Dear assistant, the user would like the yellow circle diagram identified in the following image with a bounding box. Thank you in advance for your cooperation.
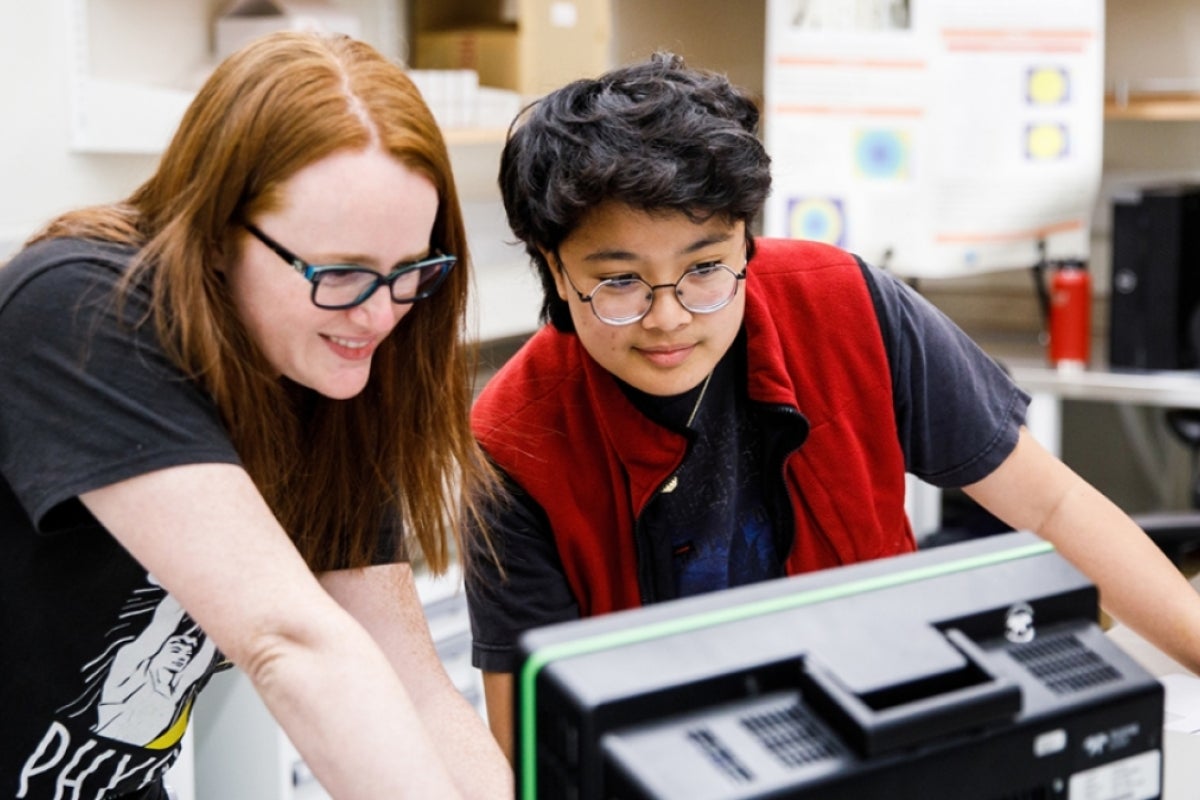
[1028,67,1069,105]
[1026,123,1068,160]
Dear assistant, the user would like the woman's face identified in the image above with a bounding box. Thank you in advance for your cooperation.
[228,147,440,400]
[549,202,747,397]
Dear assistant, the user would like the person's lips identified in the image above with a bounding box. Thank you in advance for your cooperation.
[323,334,377,361]
[637,343,695,368]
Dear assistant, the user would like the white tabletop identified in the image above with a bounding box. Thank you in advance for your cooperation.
[1106,572,1200,798]
[969,333,1200,409]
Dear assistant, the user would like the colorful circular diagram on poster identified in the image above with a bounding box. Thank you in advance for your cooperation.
[1025,123,1069,160]
[787,197,845,246]
[1027,66,1070,105]
[855,129,909,179]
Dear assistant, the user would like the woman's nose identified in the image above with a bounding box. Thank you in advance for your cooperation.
[350,284,407,331]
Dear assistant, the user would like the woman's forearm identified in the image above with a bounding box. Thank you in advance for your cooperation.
[241,602,466,800]
[319,564,514,799]
[409,675,514,798]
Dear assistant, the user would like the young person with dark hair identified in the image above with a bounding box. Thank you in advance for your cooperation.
[465,51,1200,758]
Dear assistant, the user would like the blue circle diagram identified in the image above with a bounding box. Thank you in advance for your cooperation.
[855,129,908,179]
[788,198,845,246]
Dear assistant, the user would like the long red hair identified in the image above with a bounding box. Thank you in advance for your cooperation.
[31,32,492,573]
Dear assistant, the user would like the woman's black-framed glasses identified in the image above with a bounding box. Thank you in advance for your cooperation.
[559,260,747,326]
[243,223,456,310]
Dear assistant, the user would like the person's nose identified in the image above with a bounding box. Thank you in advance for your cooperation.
[350,284,406,331]
[640,284,691,331]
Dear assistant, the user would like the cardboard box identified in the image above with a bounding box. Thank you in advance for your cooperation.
[414,28,520,93]
[215,0,361,61]
[409,0,611,97]
[517,0,610,97]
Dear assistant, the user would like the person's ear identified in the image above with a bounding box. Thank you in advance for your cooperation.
[216,228,246,275]
[541,247,569,302]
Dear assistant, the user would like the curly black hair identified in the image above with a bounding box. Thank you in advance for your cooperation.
[499,52,772,331]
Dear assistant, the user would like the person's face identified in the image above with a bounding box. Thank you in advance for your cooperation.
[549,202,747,397]
[229,147,440,400]
[154,635,197,673]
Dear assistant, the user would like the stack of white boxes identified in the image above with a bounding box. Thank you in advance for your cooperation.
[406,69,522,132]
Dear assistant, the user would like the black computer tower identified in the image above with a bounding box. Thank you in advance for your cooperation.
[1108,184,1200,370]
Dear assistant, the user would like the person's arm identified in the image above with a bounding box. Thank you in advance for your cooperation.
[964,426,1200,673]
[483,671,515,761]
[81,461,466,800]
[319,563,513,798]
[463,468,580,763]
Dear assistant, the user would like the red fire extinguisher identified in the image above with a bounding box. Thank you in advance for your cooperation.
[1045,259,1091,367]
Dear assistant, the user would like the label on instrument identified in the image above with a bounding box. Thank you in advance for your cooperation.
[1067,750,1161,800]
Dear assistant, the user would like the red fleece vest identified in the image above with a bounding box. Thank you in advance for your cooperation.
[472,238,915,616]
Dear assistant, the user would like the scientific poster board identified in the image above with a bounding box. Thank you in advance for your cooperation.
[762,0,1104,278]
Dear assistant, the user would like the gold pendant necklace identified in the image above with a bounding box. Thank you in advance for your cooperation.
[685,371,713,427]
[663,372,714,494]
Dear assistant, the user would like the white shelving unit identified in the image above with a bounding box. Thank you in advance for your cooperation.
[1098,0,1200,237]
[63,0,210,154]
[62,0,405,154]
[64,72,194,155]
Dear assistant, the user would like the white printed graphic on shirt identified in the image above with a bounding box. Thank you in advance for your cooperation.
[16,575,221,798]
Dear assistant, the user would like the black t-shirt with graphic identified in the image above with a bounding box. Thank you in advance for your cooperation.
[0,239,240,799]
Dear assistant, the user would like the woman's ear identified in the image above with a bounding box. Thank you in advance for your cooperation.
[215,228,245,275]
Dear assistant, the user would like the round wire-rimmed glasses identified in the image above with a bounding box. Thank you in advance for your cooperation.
[560,261,747,326]
[243,223,456,310]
